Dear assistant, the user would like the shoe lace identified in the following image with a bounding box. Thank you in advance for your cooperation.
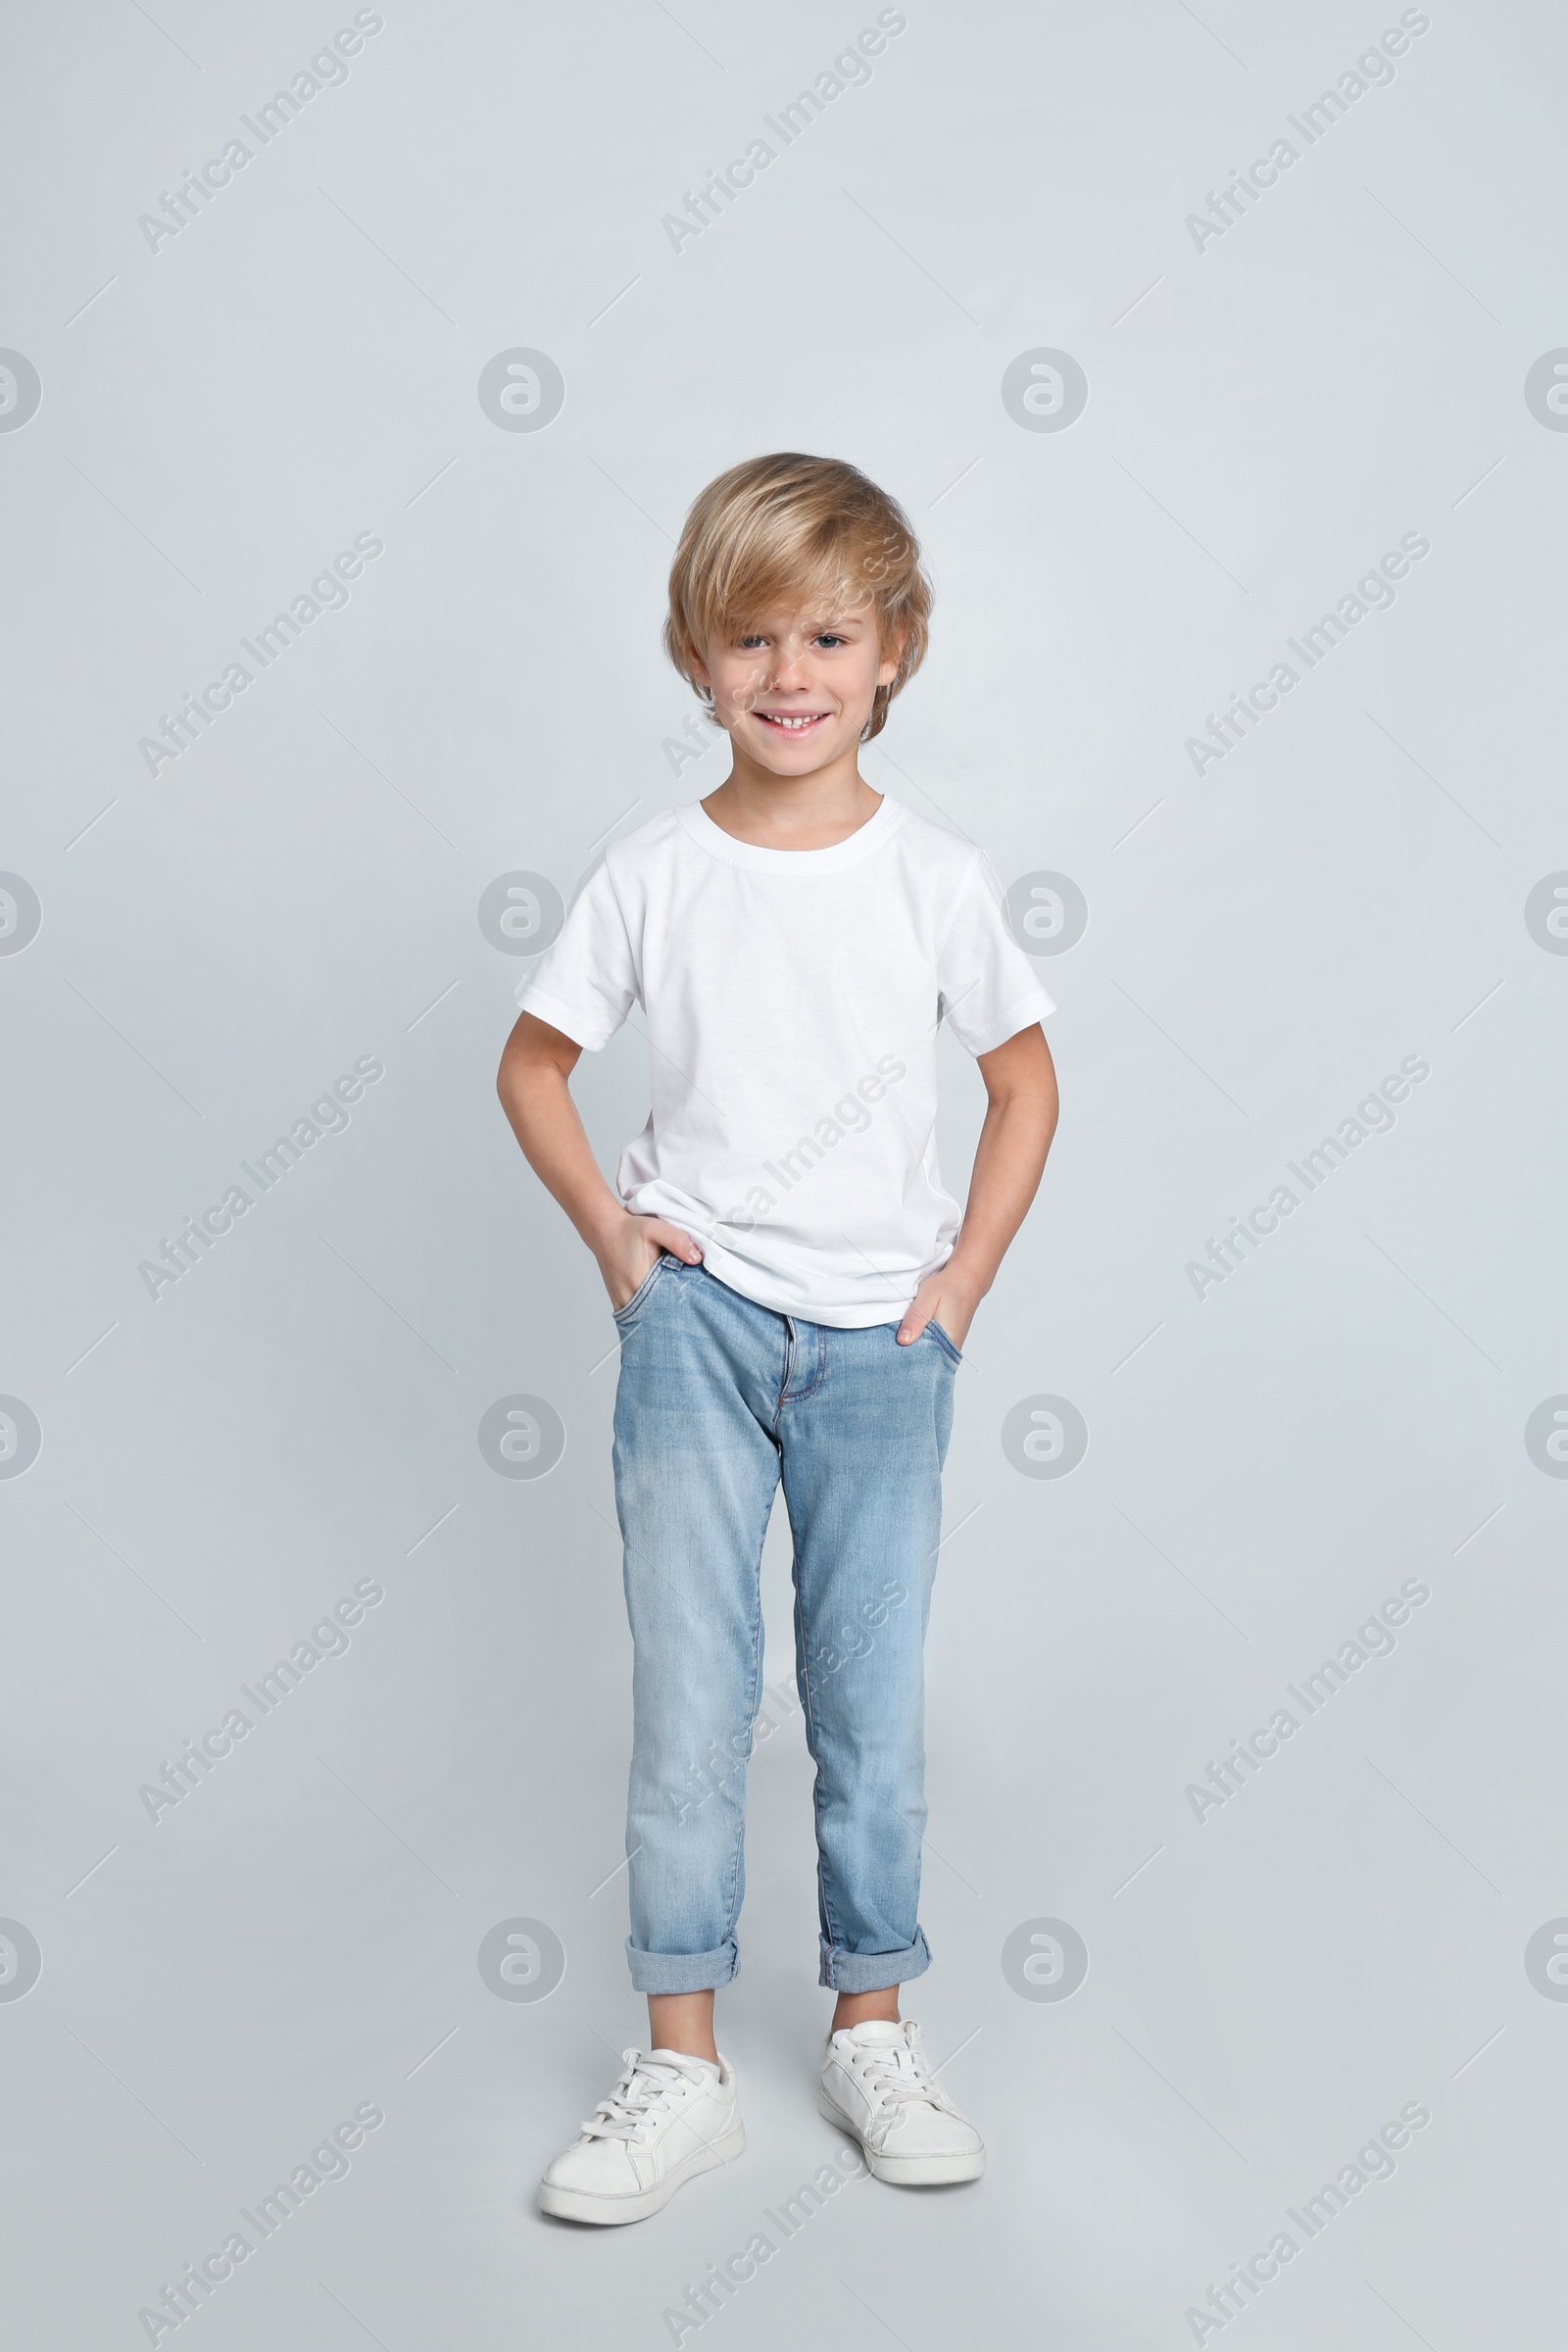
[851,2026,958,2117]
[581,2049,709,2143]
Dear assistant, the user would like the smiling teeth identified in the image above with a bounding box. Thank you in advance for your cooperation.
[764,714,822,727]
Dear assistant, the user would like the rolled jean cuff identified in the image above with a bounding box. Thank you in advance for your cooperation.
[626,1935,739,1994]
[818,1926,932,1992]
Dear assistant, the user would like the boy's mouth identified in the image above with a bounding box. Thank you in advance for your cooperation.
[755,710,830,734]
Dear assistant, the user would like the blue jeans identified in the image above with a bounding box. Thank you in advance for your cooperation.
[612,1257,960,1994]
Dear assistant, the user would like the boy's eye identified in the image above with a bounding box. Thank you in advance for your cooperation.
[733,629,848,651]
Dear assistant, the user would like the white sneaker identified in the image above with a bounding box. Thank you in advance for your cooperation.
[819,2019,984,2184]
[538,2047,744,2224]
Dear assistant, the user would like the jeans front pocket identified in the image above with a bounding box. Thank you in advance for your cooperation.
[925,1317,963,1366]
[612,1251,671,1326]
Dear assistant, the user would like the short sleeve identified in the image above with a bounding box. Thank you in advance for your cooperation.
[513,858,639,1052]
[935,852,1055,1056]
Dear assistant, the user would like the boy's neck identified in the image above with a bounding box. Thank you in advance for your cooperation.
[700,748,883,852]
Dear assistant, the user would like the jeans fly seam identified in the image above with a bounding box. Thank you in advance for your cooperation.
[783,1321,828,1403]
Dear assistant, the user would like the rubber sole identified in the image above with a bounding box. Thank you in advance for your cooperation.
[538,2118,745,2225]
[819,2087,985,2184]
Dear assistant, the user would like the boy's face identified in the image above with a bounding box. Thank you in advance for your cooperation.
[691,600,902,773]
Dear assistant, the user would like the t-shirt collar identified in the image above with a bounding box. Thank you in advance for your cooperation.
[676,792,905,874]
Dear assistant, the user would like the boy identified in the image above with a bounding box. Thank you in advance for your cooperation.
[496,453,1058,2224]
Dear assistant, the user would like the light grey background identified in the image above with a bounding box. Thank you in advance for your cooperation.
[3,1,1565,2344]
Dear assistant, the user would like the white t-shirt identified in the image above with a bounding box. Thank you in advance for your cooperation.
[515,795,1054,1327]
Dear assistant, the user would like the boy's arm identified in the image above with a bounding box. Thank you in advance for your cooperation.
[496,1011,704,1309]
[896,1022,1058,1350]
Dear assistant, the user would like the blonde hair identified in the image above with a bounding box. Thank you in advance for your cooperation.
[663,453,931,742]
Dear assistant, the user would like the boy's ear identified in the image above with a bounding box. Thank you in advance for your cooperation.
[876,621,907,687]
[685,636,712,691]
